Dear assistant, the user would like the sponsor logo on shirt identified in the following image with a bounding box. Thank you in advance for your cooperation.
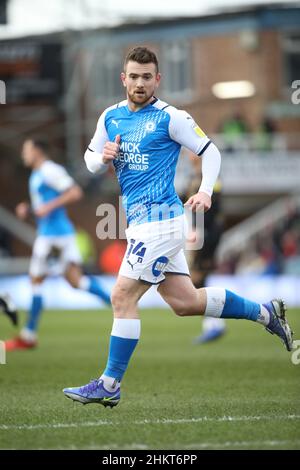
[119,142,149,171]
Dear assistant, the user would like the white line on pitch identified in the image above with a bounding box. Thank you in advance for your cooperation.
[9,440,300,450]
[0,414,299,431]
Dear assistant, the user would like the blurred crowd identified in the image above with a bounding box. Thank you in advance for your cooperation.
[218,209,300,276]
[216,111,281,153]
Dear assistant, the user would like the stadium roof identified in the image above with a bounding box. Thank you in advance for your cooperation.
[0,0,299,39]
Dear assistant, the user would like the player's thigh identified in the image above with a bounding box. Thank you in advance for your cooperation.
[29,237,51,277]
[158,274,205,315]
[158,248,193,305]
[31,237,50,259]
[61,235,82,266]
[158,273,196,304]
[112,275,150,315]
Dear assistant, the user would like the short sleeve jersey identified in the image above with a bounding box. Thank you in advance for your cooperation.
[29,160,75,236]
[89,98,211,225]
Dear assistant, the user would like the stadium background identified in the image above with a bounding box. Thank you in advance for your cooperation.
[0,0,299,451]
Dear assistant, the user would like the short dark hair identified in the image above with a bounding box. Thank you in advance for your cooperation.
[124,47,159,73]
[25,137,50,155]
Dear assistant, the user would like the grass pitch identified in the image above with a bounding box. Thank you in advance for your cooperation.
[0,308,299,450]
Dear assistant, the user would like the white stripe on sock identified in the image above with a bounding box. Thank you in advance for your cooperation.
[111,318,141,339]
[204,287,226,318]
[100,375,120,391]
[78,276,91,291]
[20,328,37,342]
[32,284,43,295]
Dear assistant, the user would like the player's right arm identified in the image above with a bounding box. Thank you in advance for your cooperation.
[34,185,82,218]
[84,110,120,173]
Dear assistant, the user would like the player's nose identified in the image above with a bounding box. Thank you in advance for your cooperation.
[136,77,145,87]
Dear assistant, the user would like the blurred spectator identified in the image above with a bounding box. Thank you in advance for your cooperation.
[254,117,277,151]
[281,230,298,258]
[75,225,96,267]
[219,112,249,152]
[99,240,127,275]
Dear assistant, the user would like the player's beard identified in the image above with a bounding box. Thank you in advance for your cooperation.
[127,89,154,106]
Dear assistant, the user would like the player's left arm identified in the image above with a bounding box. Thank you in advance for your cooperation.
[169,109,221,212]
[34,164,83,217]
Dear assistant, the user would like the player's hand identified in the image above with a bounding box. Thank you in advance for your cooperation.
[184,191,211,212]
[15,202,30,220]
[34,203,53,218]
[103,135,121,163]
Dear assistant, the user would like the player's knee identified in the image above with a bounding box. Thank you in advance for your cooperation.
[111,285,129,312]
[65,271,80,288]
[65,263,83,289]
[68,277,79,289]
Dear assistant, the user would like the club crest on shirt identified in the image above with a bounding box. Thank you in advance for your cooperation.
[145,121,156,133]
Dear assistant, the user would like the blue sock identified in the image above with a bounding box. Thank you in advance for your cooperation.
[102,319,140,381]
[205,288,260,322]
[79,276,111,305]
[104,336,138,381]
[88,277,111,305]
[26,295,43,332]
[222,289,260,321]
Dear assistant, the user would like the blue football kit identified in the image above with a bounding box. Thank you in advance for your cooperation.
[29,160,75,236]
[62,95,293,408]
[89,98,211,225]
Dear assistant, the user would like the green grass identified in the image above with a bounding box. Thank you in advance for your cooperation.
[0,308,299,450]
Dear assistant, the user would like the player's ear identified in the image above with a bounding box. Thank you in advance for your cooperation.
[120,72,126,87]
[155,72,161,87]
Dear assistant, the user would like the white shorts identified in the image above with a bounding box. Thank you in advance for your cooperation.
[29,235,82,277]
[119,215,190,284]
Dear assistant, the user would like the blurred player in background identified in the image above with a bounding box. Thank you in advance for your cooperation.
[63,47,293,408]
[5,138,111,351]
[0,293,18,326]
